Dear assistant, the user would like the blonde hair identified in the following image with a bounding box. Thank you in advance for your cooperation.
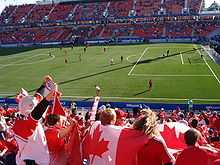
[100,108,116,125]
[133,109,158,136]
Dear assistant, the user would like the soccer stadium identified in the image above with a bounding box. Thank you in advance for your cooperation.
[0,0,220,165]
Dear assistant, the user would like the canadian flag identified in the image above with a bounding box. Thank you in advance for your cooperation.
[82,121,149,165]
[51,94,65,116]
[66,124,81,165]
[158,122,220,162]
[157,122,190,155]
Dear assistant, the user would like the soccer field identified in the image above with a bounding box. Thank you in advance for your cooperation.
[0,43,220,103]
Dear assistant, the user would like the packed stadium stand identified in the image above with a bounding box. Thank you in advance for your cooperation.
[0,0,219,46]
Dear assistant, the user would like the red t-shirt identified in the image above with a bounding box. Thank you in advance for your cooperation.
[137,137,174,165]
[45,127,65,153]
[175,146,209,165]
[0,140,7,152]
[2,139,18,153]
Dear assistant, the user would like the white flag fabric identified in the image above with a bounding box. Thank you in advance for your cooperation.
[13,117,49,165]
[82,121,149,165]
[90,96,100,121]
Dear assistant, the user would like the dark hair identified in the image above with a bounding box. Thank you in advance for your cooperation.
[179,113,185,119]
[190,118,198,128]
[46,114,60,126]
[184,129,200,146]
[85,111,91,121]
[204,118,209,125]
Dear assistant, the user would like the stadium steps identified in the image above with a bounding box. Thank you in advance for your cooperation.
[47,3,58,19]
[163,26,166,37]
[55,30,64,41]
[71,4,79,16]
[104,2,111,16]
[8,6,18,21]
[7,6,19,23]
[24,4,37,22]
[99,27,106,37]
[65,32,73,41]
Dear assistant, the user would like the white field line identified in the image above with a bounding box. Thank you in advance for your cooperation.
[128,48,149,76]
[1,93,220,102]
[54,95,220,102]
[180,53,184,64]
[202,45,216,62]
[130,73,212,77]
[0,48,56,64]
[0,54,55,70]
[203,58,220,85]
[195,45,220,85]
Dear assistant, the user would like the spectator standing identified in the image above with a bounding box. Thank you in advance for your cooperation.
[135,109,175,165]
[175,129,209,165]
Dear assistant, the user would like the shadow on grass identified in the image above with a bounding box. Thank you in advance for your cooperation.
[133,90,148,96]
[0,47,37,56]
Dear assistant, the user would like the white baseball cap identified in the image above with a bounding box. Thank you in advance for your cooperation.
[18,96,38,116]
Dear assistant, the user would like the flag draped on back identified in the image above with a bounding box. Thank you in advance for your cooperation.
[158,122,220,163]
[82,121,149,165]
[157,122,190,154]
[66,124,81,165]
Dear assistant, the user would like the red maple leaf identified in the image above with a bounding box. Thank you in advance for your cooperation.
[84,124,109,164]
[160,124,187,150]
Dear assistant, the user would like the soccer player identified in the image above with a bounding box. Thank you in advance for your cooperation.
[84,47,87,53]
[167,49,170,56]
[104,47,106,53]
[79,53,82,62]
[64,50,68,63]
[175,129,209,165]
[120,56,123,63]
[110,58,114,65]
[148,79,153,91]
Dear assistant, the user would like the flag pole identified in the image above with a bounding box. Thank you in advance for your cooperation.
[51,88,57,114]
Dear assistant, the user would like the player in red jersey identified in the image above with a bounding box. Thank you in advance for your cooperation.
[148,79,153,91]
[175,129,209,165]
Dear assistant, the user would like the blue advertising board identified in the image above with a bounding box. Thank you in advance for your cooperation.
[1,98,220,111]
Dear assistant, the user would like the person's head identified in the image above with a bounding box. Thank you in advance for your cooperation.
[115,109,127,126]
[46,114,60,126]
[18,96,38,116]
[184,128,201,146]
[100,108,116,125]
[133,109,158,136]
[179,113,185,120]
[85,111,91,121]
[213,111,217,117]
[190,118,198,128]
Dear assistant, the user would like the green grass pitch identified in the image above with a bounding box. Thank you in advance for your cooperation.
[0,43,220,103]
